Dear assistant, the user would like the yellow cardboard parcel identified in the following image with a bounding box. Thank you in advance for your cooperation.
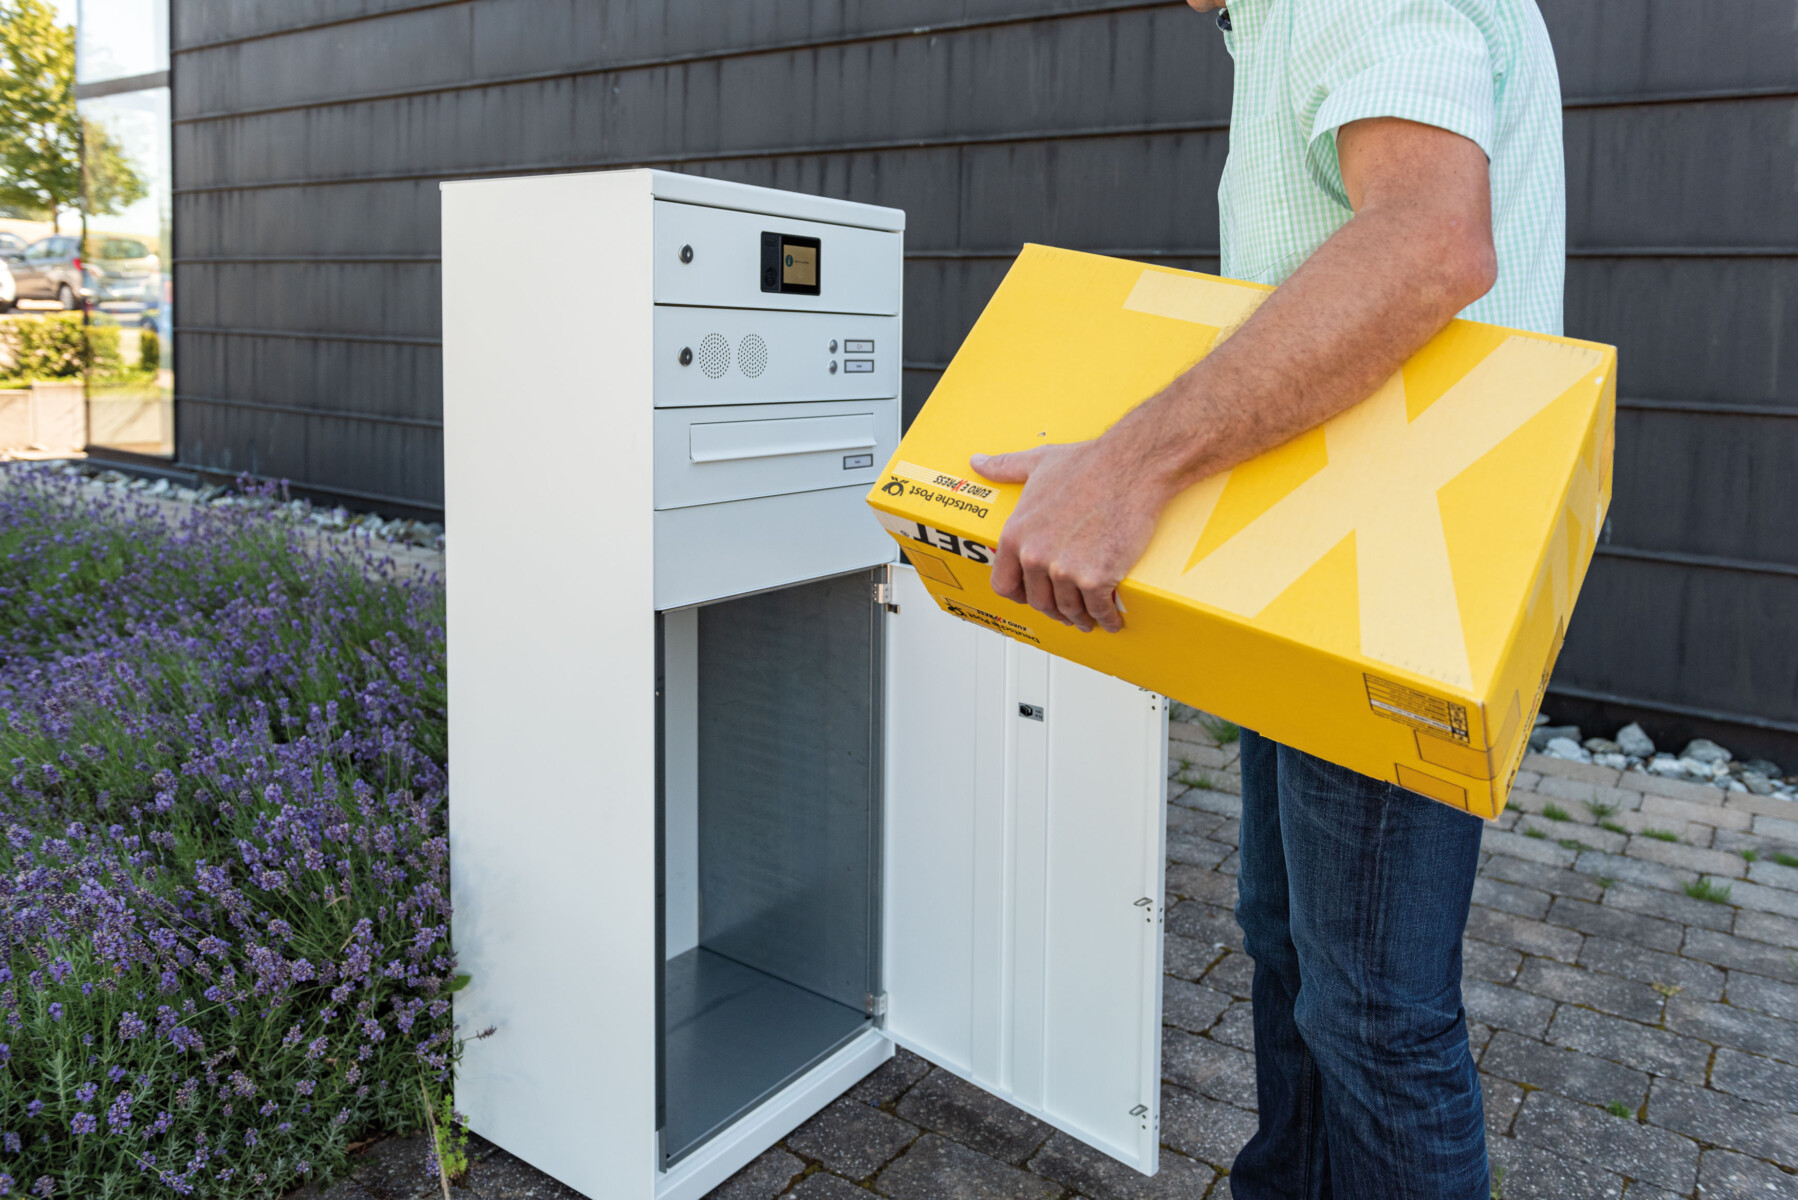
[866,246,1616,819]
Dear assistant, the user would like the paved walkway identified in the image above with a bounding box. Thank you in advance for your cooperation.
[309,714,1798,1200]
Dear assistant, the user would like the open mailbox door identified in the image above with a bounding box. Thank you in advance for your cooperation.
[882,565,1168,1173]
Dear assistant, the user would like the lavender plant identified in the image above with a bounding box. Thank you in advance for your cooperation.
[0,466,455,1197]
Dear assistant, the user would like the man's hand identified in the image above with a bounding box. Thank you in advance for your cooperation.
[972,116,1495,635]
[971,441,1168,633]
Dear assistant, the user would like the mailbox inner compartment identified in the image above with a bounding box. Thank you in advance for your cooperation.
[658,571,883,1167]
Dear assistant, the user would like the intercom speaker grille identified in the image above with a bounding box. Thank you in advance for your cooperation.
[697,333,730,379]
[737,334,768,378]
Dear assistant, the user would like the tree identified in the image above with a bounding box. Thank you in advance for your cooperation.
[0,0,79,227]
[0,0,145,231]
[83,114,146,216]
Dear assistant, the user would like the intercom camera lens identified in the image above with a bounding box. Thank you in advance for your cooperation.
[679,244,693,264]
[679,347,693,366]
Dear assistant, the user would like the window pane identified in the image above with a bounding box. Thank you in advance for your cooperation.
[75,0,168,83]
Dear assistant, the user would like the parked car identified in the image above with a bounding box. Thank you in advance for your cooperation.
[89,237,161,306]
[0,231,25,261]
[0,259,15,312]
[10,236,87,310]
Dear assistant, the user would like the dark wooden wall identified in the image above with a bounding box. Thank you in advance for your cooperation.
[167,0,1798,761]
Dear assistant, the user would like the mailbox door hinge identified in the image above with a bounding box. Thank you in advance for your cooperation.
[874,580,899,613]
[865,991,889,1020]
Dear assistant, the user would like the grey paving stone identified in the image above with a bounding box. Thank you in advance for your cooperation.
[1484,1073,1525,1138]
[1165,862,1236,907]
[348,1135,440,1200]
[1512,1090,1699,1194]
[1696,1149,1798,1199]
[1465,977,1557,1038]
[1475,876,1554,920]
[712,1148,808,1200]
[1735,909,1798,951]
[1218,850,1239,876]
[1483,828,1581,868]
[847,1050,934,1108]
[1481,1031,1652,1110]
[1487,1135,1626,1200]
[1162,976,1232,1034]
[1027,1134,1215,1199]
[1626,836,1751,878]
[456,1146,590,1200]
[1548,1006,1712,1083]
[875,1133,1062,1200]
[1728,971,1798,1021]
[1465,905,1585,962]
[1649,1077,1798,1169]
[1167,806,1227,839]
[1208,1175,1235,1200]
[1620,1184,1688,1200]
[1161,1030,1258,1108]
[1482,853,1607,901]
[1158,1085,1257,1168]
[893,1068,1053,1166]
[1603,879,1736,932]
[1464,936,1525,983]
[1163,933,1224,983]
[781,1173,868,1200]
[1167,833,1232,870]
[1664,995,1798,1061]
[1166,900,1244,950]
[1178,789,1242,818]
[1201,950,1254,999]
[1710,1047,1798,1112]
[1469,1019,1495,1059]
[1209,1000,1255,1050]
[1515,957,1667,1022]
[1575,850,1697,893]
[1547,895,1685,953]
[1628,773,1731,805]
[1578,935,1727,1001]
[1639,794,1750,831]
[787,1097,921,1180]
[1213,818,1241,846]
[1720,877,1798,920]
[1525,755,1624,788]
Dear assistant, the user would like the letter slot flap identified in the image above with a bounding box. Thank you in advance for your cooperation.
[654,399,899,512]
[689,413,877,463]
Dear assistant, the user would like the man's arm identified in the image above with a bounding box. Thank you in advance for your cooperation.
[973,116,1498,633]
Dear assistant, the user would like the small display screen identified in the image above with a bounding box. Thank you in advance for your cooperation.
[762,231,821,295]
[782,243,817,287]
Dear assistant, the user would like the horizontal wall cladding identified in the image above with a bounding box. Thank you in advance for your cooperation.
[178,333,442,424]
[176,261,442,339]
[172,8,1226,186]
[177,403,444,504]
[1563,98,1798,249]
[1565,257,1796,406]
[1558,557,1798,727]
[1607,410,1798,567]
[1542,0,1798,98]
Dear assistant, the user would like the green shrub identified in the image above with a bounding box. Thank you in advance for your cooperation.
[0,313,121,379]
[139,327,160,370]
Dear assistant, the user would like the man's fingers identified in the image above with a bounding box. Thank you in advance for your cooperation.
[1020,557,1065,626]
[1051,574,1095,632]
[990,539,1026,604]
[970,447,1043,483]
[1081,582,1124,634]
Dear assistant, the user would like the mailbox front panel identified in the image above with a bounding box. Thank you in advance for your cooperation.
[882,566,1168,1174]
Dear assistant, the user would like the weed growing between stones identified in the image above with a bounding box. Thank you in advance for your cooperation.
[1683,878,1734,904]
[0,466,457,1197]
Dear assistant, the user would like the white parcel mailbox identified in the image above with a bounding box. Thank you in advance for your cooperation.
[442,169,1169,1199]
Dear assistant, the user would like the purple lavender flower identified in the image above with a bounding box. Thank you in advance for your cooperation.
[69,1114,96,1136]
[74,1083,97,1104]
[45,1005,61,1023]
[116,1011,145,1040]
[105,1094,131,1132]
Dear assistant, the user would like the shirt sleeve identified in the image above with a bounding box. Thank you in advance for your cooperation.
[1288,0,1499,209]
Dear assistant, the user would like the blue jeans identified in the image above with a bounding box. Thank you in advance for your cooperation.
[1230,729,1488,1200]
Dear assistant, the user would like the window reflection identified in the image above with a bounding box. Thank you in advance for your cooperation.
[75,0,167,82]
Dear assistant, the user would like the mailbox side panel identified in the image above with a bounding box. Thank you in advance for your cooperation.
[444,170,658,1198]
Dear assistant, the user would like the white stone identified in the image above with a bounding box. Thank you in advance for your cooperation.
[1544,737,1591,762]
[1615,722,1656,758]
[1649,755,1685,776]
[1680,738,1732,765]
[1594,752,1629,769]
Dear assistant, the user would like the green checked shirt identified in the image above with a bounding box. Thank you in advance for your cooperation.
[1217,0,1566,336]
